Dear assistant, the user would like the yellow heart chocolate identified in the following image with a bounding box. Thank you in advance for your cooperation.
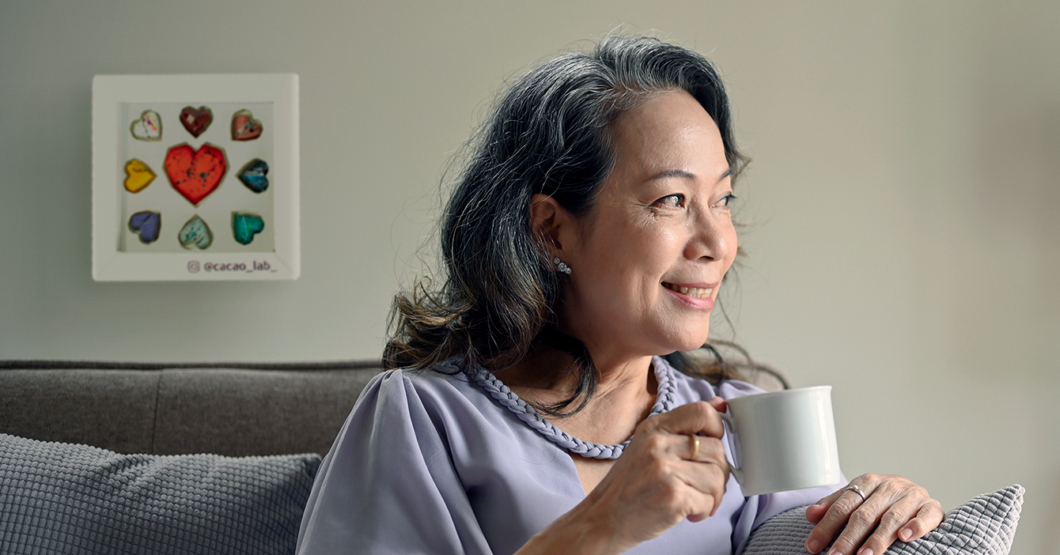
[124,159,156,193]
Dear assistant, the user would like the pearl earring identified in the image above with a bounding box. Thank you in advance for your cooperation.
[553,257,571,275]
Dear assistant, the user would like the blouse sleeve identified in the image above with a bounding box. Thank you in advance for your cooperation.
[296,370,493,555]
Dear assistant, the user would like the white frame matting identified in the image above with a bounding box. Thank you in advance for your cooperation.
[92,74,299,280]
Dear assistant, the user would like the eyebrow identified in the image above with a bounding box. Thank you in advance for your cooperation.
[646,168,733,182]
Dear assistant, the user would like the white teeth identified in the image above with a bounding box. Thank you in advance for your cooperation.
[664,282,713,299]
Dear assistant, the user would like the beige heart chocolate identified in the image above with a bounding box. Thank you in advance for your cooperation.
[130,110,162,141]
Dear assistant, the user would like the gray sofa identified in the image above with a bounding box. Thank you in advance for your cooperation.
[0,360,387,457]
[1,359,387,555]
[0,360,1022,555]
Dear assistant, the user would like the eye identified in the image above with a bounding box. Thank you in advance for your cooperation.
[653,193,685,208]
[715,193,737,208]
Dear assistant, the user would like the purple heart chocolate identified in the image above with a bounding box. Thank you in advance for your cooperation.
[129,211,161,244]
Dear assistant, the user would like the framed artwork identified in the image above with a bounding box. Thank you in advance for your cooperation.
[92,74,299,280]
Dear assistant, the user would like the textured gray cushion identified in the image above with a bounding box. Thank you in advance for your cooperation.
[0,433,321,555]
[744,484,1024,555]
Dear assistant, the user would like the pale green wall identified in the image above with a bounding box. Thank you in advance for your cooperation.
[2,2,1057,553]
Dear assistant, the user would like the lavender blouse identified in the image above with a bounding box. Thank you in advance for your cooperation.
[296,357,842,555]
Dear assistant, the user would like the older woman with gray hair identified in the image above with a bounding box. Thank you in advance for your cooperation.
[296,35,943,555]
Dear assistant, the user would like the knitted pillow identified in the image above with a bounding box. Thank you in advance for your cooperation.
[744,484,1024,555]
[0,433,321,555]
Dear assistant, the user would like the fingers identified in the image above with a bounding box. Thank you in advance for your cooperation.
[806,486,847,524]
[686,433,727,464]
[627,404,731,522]
[639,428,728,470]
[645,400,726,439]
[896,500,945,542]
[678,431,730,520]
[680,460,729,520]
[638,400,730,500]
[575,399,736,546]
[828,486,911,555]
[805,475,945,555]
[610,431,729,528]
[805,480,879,554]
[842,495,944,555]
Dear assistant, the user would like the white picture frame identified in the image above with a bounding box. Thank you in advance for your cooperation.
[92,74,299,280]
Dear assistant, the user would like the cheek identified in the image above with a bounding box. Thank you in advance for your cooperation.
[577,231,673,308]
[721,222,739,271]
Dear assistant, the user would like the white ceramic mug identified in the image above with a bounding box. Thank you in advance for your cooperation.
[719,385,841,496]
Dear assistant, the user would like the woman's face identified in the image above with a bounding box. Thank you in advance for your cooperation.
[555,89,737,363]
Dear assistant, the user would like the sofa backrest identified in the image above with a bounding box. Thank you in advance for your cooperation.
[0,360,382,457]
[1,358,788,456]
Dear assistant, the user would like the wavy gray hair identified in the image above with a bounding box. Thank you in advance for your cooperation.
[385,35,747,415]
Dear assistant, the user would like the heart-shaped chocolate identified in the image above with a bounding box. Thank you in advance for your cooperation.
[237,159,269,193]
[164,143,227,206]
[180,106,213,138]
[124,159,156,193]
[128,211,161,244]
[231,109,263,141]
[178,215,213,250]
[130,110,162,141]
[232,212,265,245]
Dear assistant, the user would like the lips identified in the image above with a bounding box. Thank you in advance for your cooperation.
[662,282,713,299]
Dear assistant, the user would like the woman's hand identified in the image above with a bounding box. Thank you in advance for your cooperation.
[804,474,944,555]
[529,398,730,554]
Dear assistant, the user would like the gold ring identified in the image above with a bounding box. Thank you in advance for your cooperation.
[689,434,700,460]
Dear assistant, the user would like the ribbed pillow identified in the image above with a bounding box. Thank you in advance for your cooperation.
[744,484,1024,555]
[0,433,321,555]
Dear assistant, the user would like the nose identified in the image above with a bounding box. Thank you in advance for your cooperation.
[683,206,735,263]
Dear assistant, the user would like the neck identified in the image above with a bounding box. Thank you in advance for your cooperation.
[495,341,657,413]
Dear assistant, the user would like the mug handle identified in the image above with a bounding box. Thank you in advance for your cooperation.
[718,412,744,485]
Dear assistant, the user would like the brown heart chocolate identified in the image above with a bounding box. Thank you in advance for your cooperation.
[180,106,213,138]
[164,143,226,206]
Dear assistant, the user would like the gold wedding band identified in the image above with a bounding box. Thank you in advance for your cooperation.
[689,434,700,460]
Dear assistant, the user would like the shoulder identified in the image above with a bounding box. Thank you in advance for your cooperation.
[350,359,512,440]
[361,359,474,400]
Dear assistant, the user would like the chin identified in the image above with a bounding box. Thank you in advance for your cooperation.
[664,332,712,355]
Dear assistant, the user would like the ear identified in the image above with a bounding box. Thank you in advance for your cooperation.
[529,193,573,257]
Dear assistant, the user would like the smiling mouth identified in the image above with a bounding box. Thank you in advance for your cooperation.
[662,282,713,299]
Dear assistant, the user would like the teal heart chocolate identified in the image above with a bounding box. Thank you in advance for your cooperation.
[232,212,265,245]
[178,215,213,249]
[237,159,269,193]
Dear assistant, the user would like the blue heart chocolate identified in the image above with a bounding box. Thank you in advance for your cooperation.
[232,212,265,245]
[237,159,269,193]
[128,211,161,244]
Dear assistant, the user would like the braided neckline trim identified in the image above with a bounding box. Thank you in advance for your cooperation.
[464,356,677,460]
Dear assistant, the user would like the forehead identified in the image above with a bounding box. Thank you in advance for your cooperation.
[607,89,725,175]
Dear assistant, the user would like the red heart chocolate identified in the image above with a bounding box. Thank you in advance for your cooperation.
[231,109,263,141]
[164,143,227,206]
[180,106,213,138]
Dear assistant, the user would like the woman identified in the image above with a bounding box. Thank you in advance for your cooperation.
[297,36,943,555]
